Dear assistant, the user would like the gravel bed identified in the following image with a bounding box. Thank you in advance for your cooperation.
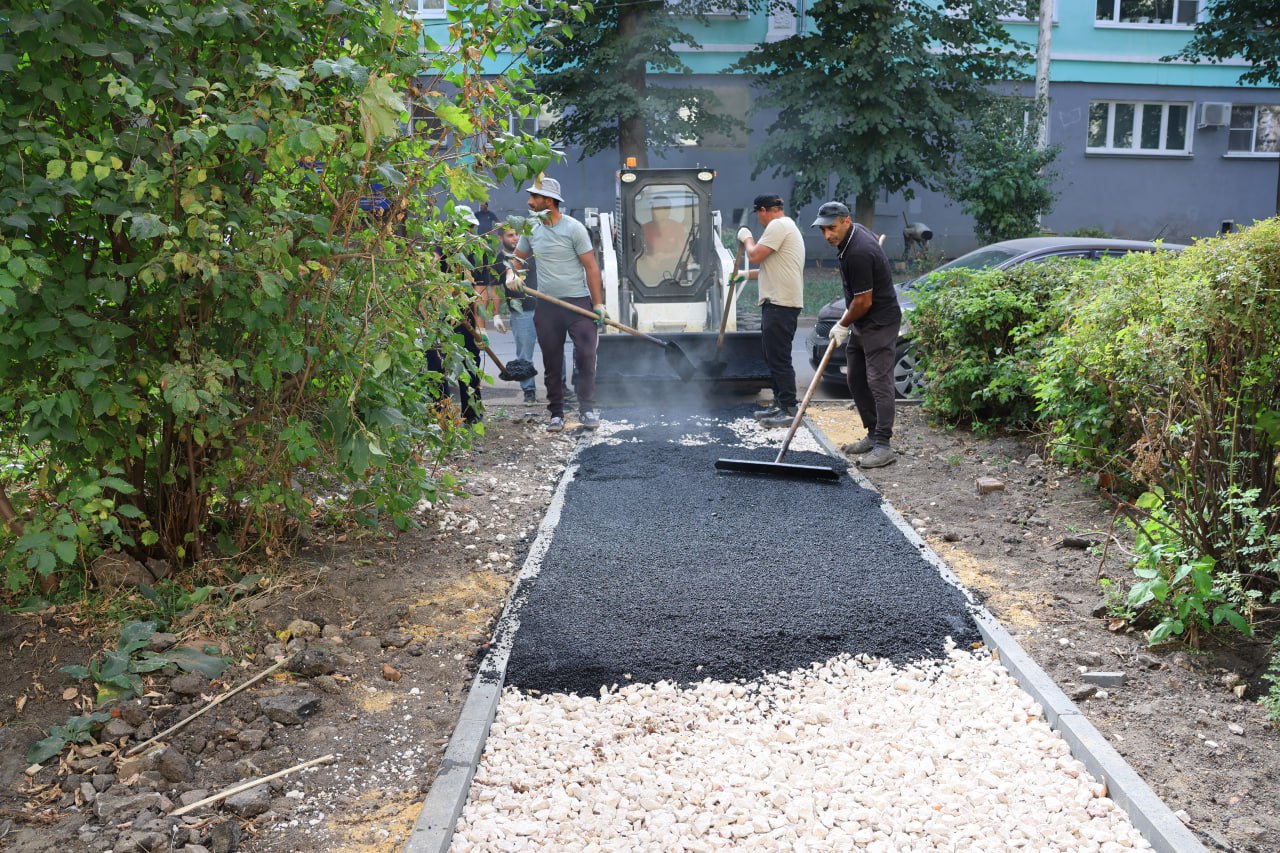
[452,644,1151,851]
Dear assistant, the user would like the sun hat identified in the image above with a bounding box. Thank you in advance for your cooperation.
[523,176,565,203]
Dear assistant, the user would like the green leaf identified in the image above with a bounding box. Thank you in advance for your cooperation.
[435,103,475,135]
[25,735,68,765]
[162,645,230,679]
[46,160,66,180]
[129,214,167,240]
[54,541,78,564]
[224,124,267,145]
[117,621,157,653]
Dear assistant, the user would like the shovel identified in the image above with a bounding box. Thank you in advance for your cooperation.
[714,337,842,481]
[459,318,538,383]
[703,239,747,377]
[517,285,698,382]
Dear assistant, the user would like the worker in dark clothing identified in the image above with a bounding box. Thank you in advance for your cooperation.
[425,205,492,425]
[811,201,901,469]
[475,201,500,236]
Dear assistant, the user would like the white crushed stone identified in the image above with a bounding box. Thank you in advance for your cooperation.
[451,644,1152,852]
[588,414,825,454]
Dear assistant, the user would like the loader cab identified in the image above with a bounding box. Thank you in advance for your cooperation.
[617,168,718,307]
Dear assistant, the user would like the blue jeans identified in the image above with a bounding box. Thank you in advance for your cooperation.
[510,310,536,393]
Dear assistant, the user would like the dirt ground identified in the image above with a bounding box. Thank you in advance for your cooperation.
[1,401,1277,852]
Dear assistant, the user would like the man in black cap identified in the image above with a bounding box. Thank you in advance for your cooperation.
[811,201,901,468]
[736,193,805,427]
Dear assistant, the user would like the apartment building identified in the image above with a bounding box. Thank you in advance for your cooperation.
[418,1,1280,257]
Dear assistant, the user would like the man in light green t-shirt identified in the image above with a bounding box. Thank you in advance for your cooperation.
[737,193,806,427]
[510,176,607,433]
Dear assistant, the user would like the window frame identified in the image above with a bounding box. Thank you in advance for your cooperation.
[1094,0,1202,27]
[1000,1,1059,24]
[407,0,448,19]
[1227,104,1280,157]
[1087,100,1194,156]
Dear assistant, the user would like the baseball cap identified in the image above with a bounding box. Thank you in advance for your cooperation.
[752,194,784,211]
[811,201,851,227]
[523,175,565,203]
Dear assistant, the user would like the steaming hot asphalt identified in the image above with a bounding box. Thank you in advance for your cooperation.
[504,405,982,694]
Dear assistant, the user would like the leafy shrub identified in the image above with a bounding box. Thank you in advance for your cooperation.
[0,1,574,591]
[1032,247,1198,474]
[1262,648,1280,727]
[60,620,228,706]
[1124,490,1251,645]
[909,262,1073,428]
[1064,226,1111,238]
[1037,220,1280,637]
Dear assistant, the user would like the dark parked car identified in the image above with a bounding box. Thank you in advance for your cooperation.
[807,236,1188,399]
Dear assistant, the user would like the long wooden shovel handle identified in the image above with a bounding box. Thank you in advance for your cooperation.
[458,317,507,371]
[775,337,839,464]
[517,284,667,346]
[715,240,748,352]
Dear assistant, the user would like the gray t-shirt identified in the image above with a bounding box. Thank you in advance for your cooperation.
[516,214,593,300]
[757,215,805,309]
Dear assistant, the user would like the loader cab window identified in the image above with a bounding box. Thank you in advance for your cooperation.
[634,185,699,289]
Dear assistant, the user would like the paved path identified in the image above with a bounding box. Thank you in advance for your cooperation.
[407,409,1204,853]
[505,404,975,694]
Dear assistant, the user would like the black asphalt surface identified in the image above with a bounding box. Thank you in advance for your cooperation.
[503,405,981,695]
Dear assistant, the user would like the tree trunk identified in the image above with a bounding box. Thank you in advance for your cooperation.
[617,7,649,168]
[854,191,876,229]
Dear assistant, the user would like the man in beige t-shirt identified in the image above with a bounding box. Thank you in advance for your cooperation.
[736,193,806,427]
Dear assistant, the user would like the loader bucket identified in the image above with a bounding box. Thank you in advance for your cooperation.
[595,331,769,386]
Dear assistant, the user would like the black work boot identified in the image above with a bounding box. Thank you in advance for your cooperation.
[758,407,798,428]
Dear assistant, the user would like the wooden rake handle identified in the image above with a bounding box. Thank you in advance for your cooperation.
[775,337,839,464]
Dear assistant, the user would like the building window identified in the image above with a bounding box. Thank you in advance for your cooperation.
[1000,0,1058,22]
[408,0,447,19]
[1229,105,1280,154]
[1096,0,1200,25]
[1088,101,1191,154]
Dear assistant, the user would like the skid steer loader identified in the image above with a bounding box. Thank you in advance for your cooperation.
[583,166,769,389]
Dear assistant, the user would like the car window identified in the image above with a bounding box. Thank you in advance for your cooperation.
[1026,250,1095,264]
[1095,248,1152,259]
[934,247,1022,273]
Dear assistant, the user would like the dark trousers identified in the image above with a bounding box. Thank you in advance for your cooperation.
[534,296,598,417]
[761,302,800,410]
[846,320,900,445]
[425,321,483,424]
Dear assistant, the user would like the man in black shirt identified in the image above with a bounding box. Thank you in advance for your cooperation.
[811,201,902,468]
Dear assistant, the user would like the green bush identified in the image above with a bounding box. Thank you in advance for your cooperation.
[909,262,1074,427]
[1036,221,1280,642]
[1032,247,1199,474]
[0,1,574,592]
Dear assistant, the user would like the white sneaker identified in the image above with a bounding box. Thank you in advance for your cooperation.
[580,410,601,430]
[546,416,565,433]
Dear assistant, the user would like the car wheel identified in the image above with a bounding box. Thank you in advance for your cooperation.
[893,339,923,399]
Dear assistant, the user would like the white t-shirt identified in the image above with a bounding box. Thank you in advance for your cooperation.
[757,216,805,309]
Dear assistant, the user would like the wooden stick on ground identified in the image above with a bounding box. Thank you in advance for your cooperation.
[126,658,288,757]
[169,754,336,817]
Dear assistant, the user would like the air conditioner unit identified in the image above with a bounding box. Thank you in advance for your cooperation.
[1197,101,1231,129]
